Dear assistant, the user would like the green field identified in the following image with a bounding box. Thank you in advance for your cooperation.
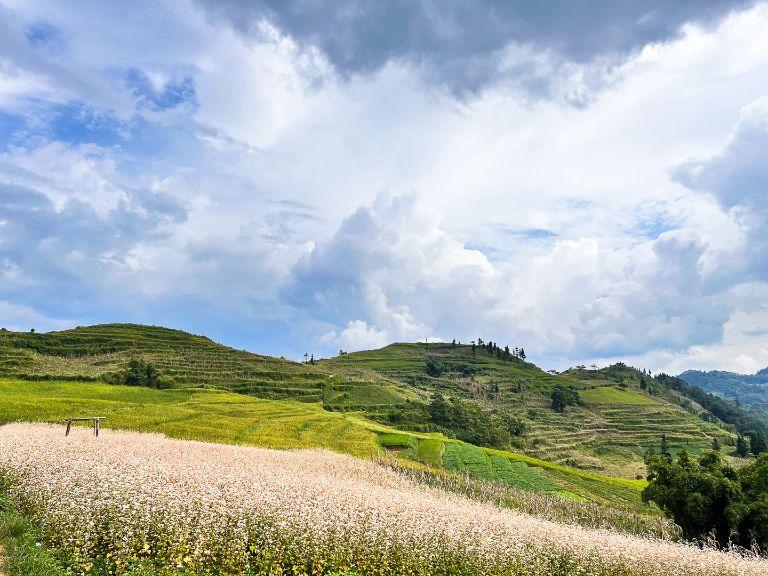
[580,386,656,405]
[0,379,379,457]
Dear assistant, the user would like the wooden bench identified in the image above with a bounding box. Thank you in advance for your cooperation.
[64,417,105,437]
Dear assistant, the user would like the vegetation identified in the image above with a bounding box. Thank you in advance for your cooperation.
[655,373,768,455]
[643,450,768,549]
[2,424,765,576]
[679,367,768,419]
[427,393,525,449]
[550,384,581,413]
[0,493,69,576]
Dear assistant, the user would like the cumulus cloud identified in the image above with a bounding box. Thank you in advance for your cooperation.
[284,193,740,365]
[674,96,768,280]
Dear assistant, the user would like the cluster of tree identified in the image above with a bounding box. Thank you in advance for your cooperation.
[469,338,526,362]
[425,358,476,378]
[654,373,768,455]
[643,449,768,549]
[550,384,582,413]
[107,359,167,389]
[428,393,526,449]
[303,353,315,364]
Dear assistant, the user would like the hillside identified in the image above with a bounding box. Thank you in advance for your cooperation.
[0,325,746,479]
[679,367,768,418]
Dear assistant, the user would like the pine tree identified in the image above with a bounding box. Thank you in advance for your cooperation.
[711,437,721,451]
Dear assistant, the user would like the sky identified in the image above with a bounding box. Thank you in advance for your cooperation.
[1,0,767,374]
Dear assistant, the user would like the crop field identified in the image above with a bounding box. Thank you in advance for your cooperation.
[1,424,765,576]
[0,378,379,457]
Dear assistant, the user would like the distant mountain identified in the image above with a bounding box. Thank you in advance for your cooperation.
[678,368,768,418]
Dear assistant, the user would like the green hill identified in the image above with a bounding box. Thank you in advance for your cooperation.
[0,325,744,479]
[679,367,768,418]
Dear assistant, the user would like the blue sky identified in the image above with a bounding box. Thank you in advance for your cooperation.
[1,0,768,373]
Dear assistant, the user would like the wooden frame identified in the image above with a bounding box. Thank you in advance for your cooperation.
[64,417,105,437]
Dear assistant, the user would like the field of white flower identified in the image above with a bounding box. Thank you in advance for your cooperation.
[0,423,765,576]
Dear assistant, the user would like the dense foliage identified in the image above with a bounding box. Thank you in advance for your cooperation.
[643,450,768,549]
[429,393,525,448]
[654,373,768,455]
[108,358,165,389]
[550,384,582,413]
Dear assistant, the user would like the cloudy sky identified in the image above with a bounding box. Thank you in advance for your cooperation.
[1,0,767,373]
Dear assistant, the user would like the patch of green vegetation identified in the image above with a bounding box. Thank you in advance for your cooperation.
[0,493,69,576]
[442,443,561,493]
[414,438,444,467]
[580,386,656,405]
[377,432,413,448]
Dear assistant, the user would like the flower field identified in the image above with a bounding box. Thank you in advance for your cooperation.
[0,424,766,576]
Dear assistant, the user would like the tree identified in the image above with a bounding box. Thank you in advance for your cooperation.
[660,433,671,460]
[123,359,160,388]
[711,437,721,451]
[551,385,581,413]
[643,450,768,548]
[309,354,315,365]
[736,435,751,457]
[425,357,445,377]
[428,393,449,426]
[748,430,768,456]
[519,348,526,361]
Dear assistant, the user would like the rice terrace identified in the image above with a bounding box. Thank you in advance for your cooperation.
[3,1,768,575]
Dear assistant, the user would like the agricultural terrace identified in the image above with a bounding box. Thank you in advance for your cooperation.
[0,424,765,576]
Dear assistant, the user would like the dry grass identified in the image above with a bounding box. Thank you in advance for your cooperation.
[0,423,765,576]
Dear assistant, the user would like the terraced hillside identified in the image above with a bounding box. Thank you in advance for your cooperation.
[0,324,344,402]
[0,325,740,478]
[324,343,738,477]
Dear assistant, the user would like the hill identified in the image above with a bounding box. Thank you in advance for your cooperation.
[679,367,768,418]
[0,325,749,479]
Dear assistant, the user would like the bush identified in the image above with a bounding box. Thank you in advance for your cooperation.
[111,359,167,389]
[425,357,446,377]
